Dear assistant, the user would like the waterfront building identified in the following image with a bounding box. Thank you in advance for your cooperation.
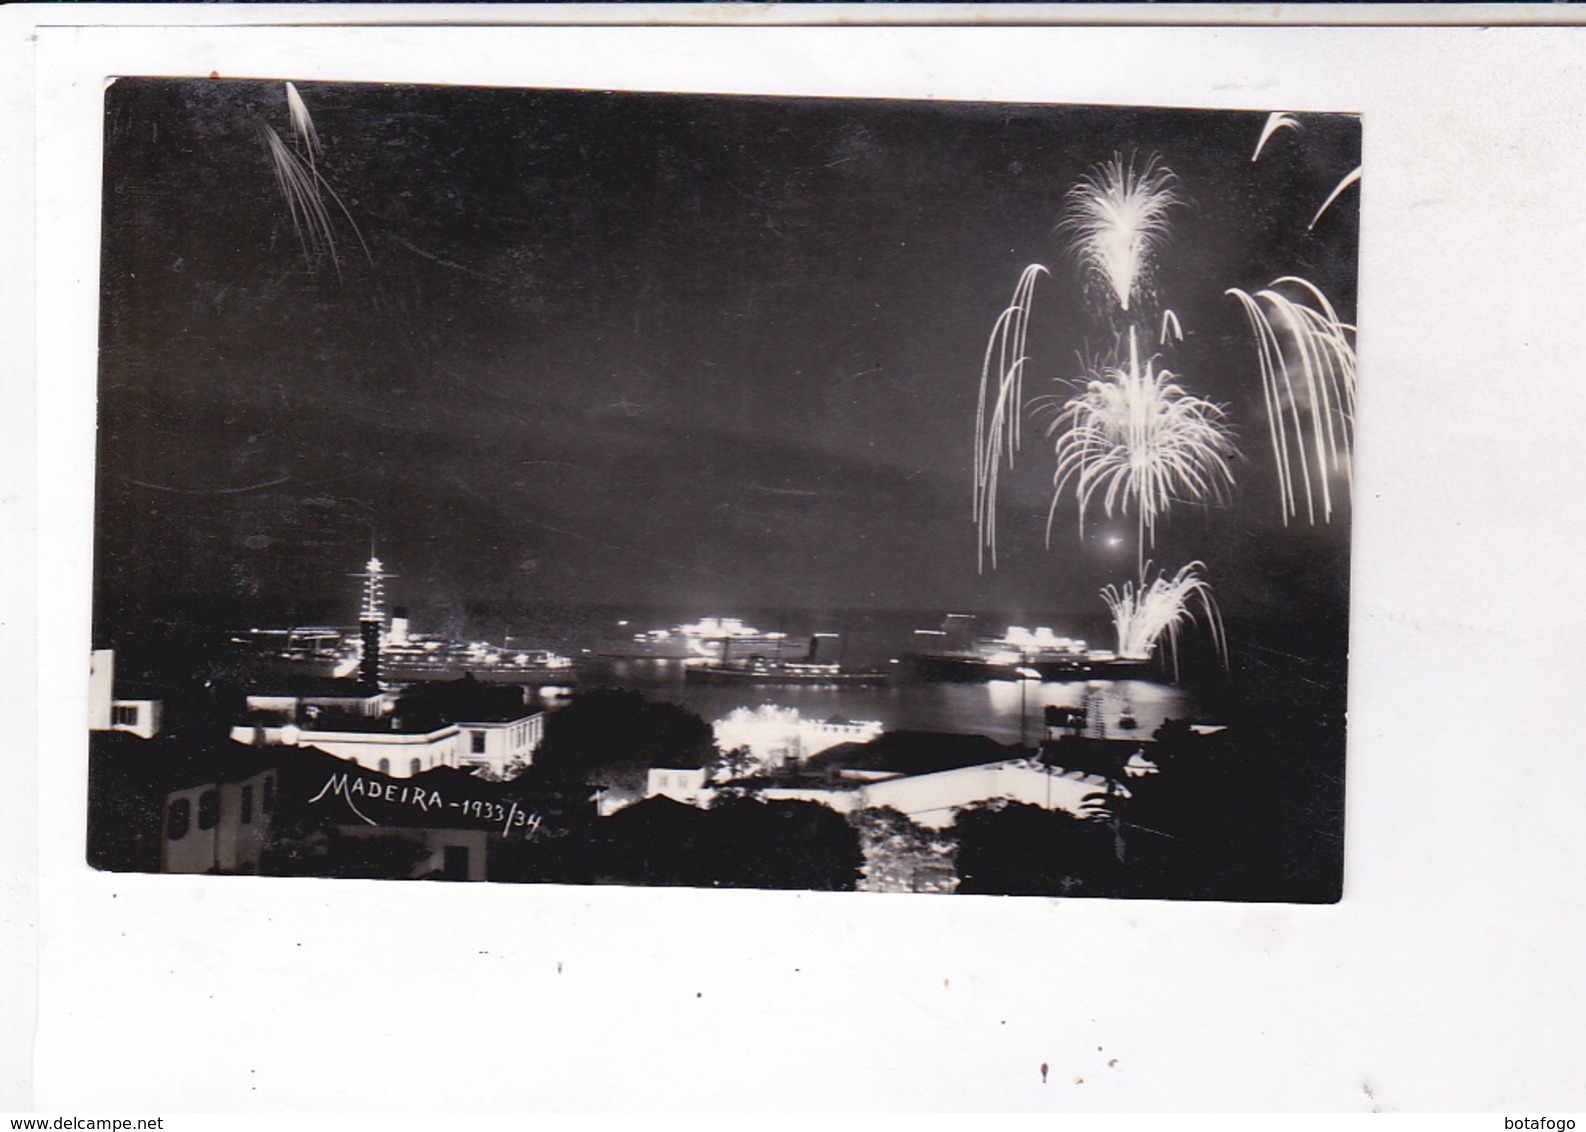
[710,704,882,769]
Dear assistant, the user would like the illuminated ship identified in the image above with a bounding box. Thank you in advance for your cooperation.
[232,558,573,686]
[374,632,575,685]
[903,615,1152,681]
[684,657,889,686]
[682,631,888,686]
[594,617,809,661]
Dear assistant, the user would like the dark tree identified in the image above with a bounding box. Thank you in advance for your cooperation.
[587,795,719,888]
[532,689,714,796]
[698,796,863,891]
[1112,720,1331,902]
[86,735,166,873]
[485,778,604,885]
[850,805,958,893]
[1148,716,1198,772]
[952,801,1121,897]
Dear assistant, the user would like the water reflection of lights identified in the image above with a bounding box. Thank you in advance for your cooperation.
[985,678,1184,742]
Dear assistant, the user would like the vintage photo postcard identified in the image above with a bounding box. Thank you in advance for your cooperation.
[88,78,1358,900]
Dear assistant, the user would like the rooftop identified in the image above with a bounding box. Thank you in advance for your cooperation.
[807,730,1025,777]
[397,676,539,726]
[246,676,380,699]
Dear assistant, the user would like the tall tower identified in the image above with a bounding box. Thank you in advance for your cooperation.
[1082,682,1107,740]
[351,554,394,689]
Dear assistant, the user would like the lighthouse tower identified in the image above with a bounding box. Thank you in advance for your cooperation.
[351,555,393,689]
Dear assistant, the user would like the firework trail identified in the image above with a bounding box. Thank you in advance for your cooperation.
[259,82,371,277]
[1101,560,1224,679]
[1045,327,1236,568]
[1309,165,1362,231]
[1159,309,1183,345]
[1059,154,1179,314]
[973,263,1048,571]
[1252,112,1303,163]
[285,81,322,167]
[1224,276,1356,525]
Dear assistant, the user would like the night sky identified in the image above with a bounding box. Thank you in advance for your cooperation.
[94,79,1359,639]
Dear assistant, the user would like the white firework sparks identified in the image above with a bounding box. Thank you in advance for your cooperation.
[973,263,1048,571]
[1060,154,1179,313]
[1251,112,1303,163]
[1224,276,1356,525]
[1159,308,1184,345]
[1101,561,1224,678]
[1045,328,1236,563]
[285,81,322,165]
[259,83,370,277]
[1309,165,1362,231]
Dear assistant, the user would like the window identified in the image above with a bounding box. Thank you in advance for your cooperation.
[410,758,422,775]
[471,731,486,755]
[262,775,275,814]
[378,758,390,775]
[240,785,254,824]
[112,704,139,727]
[167,798,191,841]
[198,790,219,831]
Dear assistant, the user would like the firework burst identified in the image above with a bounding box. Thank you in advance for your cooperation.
[1224,276,1356,525]
[1101,561,1224,678]
[1060,154,1179,313]
[1045,328,1236,563]
[973,263,1048,571]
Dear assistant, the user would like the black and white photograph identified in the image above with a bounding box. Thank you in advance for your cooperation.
[87,78,1358,900]
[18,11,1586,1117]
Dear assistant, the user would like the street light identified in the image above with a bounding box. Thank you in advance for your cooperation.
[1015,665,1041,748]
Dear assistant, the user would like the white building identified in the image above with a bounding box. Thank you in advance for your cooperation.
[766,760,1125,828]
[454,713,544,776]
[158,746,487,879]
[639,757,1126,827]
[88,649,163,739]
[234,666,545,779]
[231,719,470,777]
[231,709,543,780]
[162,762,277,874]
[646,766,711,805]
